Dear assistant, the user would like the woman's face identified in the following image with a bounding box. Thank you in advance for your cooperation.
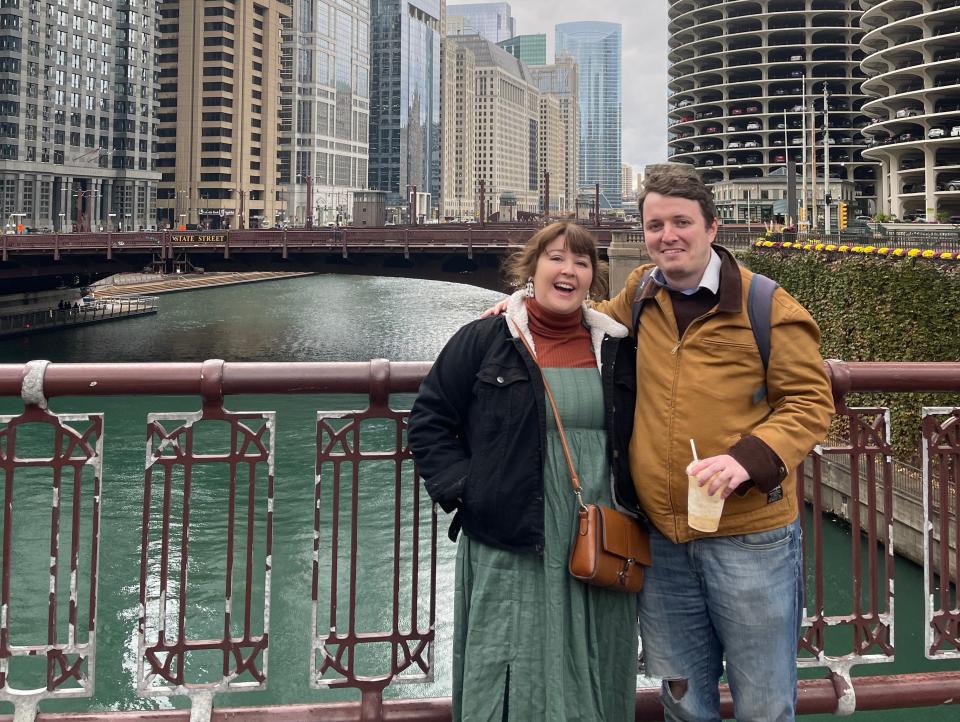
[531,235,593,315]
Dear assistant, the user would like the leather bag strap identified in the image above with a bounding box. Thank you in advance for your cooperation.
[510,319,585,507]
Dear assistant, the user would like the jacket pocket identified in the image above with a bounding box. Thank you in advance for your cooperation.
[474,364,530,435]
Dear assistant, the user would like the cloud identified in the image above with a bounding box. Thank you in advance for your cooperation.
[504,0,669,172]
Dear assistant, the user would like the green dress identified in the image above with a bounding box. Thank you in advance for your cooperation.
[452,367,638,722]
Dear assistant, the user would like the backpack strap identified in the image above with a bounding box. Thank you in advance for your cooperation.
[747,273,778,404]
[630,268,657,334]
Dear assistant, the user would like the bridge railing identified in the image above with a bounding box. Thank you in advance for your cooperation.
[0,227,611,263]
[0,361,958,721]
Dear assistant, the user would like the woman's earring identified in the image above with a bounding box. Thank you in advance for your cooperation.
[524,277,535,298]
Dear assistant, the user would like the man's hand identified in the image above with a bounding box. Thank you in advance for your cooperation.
[479,298,509,318]
[688,455,750,499]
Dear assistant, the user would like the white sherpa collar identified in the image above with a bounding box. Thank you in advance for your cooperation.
[504,290,628,370]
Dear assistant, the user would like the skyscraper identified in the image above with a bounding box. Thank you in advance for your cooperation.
[530,54,579,214]
[369,0,442,212]
[666,1,876,219]
[278,0,371,226]
[0,0,160,232]
[440,37,476,220]
[497,34,546,67]
[556,21,621,211]
[156,0,290,230]
[447,35,541,219]
[447,2,514,44]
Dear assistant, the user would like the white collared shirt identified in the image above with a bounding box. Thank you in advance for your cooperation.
[652,248,722,296]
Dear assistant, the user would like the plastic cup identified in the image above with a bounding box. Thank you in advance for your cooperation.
[687,464,725,532]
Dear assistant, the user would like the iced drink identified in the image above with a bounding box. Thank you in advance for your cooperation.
[687,464,725,532]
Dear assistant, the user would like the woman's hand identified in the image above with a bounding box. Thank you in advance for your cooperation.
[479,298,509,318]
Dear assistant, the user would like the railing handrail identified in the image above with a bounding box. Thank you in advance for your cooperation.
[1,359,957,399]
[0,359,433,398]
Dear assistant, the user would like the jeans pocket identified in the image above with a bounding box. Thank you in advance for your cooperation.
[726,523,794,551]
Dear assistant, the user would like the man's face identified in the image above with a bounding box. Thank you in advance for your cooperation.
[642,192,718,291]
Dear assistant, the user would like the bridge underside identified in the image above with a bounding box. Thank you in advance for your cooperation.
[0,250,530,294]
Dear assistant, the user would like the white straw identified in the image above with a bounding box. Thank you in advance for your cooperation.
[690,438,699,462]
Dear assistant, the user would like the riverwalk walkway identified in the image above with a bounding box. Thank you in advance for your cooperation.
[91,271,313,297]
[0,295,157,338]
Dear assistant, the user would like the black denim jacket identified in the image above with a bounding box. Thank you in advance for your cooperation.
[408,313,639,554]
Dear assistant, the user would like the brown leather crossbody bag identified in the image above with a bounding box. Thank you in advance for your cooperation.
[513,322,651,593]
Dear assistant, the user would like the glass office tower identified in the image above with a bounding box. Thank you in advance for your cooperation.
[447,2,514,44]
[556,21,621,211]
[279,0,371,226]
[369,0,441,212]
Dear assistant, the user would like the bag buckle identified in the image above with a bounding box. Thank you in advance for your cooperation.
[617,558,636,585]
[573,489,587,512]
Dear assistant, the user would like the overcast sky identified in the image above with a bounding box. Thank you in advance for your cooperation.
[509,0,670,175]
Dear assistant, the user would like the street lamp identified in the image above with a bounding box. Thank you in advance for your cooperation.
[122,213,131,232]
[231,188,245,229]
[58,212,66,233]
[108,212,116,232]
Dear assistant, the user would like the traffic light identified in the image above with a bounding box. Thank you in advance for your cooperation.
[825,192,833,206]
[838,202,848,230]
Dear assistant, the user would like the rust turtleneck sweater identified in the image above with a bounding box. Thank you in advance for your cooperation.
[525,297,595,369]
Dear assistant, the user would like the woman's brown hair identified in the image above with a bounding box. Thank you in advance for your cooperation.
[502,221,608,298]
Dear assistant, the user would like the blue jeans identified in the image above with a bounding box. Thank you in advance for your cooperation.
[637,519,803,722]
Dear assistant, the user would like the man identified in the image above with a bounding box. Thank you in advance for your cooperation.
[594,164,833,721]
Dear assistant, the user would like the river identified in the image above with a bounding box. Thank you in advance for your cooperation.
[0,274,957,719]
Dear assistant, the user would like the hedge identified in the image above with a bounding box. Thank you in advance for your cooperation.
[741,248,960,459]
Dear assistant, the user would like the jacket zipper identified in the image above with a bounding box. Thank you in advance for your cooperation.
[666,307,717,538]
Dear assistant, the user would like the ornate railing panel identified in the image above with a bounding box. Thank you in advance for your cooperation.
[136,363,275,721]
[922,407,960,660]
[310,360,436,710]
[797,405,896,714]
[0,379,102,720]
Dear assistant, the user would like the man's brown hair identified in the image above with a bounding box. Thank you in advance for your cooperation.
[639,163,718,227]
[503,221,608,298]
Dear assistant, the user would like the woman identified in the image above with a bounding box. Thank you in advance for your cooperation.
[408,222,641,720]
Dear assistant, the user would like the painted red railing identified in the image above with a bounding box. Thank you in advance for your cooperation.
[0,360,958,721]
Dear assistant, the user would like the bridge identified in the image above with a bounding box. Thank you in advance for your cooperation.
[0,226,620,294]
[0,359,958,721]
[5,223,954,296]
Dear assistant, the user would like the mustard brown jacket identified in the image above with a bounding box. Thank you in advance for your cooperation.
[595,245,834,543]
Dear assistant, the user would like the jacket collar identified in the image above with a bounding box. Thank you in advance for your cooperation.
[638,244,743,314]
[504,289,628,370]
